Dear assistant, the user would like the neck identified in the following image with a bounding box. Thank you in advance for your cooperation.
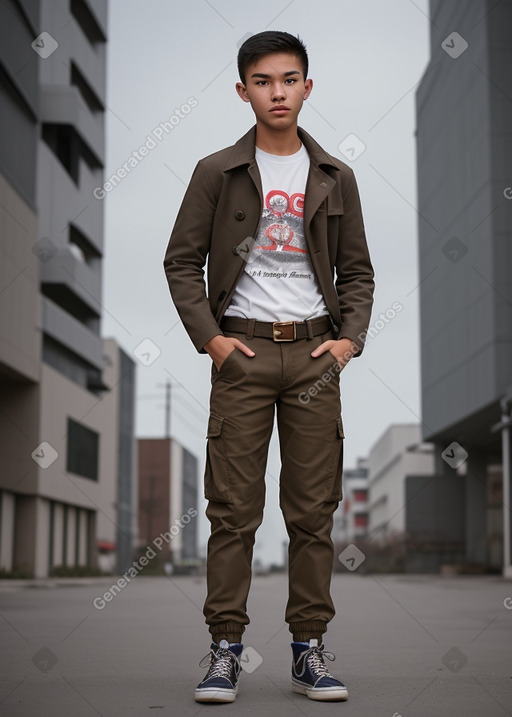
[255,123,302,155]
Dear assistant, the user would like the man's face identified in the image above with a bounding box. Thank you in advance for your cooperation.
[236,52,312,131]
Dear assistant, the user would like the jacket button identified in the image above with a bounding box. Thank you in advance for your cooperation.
[234,210,245,221]
[218,290,227,301]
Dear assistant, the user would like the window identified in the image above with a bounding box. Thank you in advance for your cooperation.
[66,418,99,481]
[354,514,368,528]
[70,63,103,113]
[42,123,101,184]
[68,223,101,266]
[42,124,80,183]
[70,0,106,45]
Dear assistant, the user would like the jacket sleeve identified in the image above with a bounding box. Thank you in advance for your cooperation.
[335,170,375,356]
[163,160,223,353]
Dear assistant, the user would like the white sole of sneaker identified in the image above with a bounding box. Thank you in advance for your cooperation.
[292,679,348,701]
[194,687,238,703]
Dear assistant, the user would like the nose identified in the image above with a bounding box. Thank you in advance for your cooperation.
[271,82,285,101]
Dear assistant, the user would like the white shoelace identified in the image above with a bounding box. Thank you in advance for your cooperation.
[199,646,241,681]
[295,644,336,679]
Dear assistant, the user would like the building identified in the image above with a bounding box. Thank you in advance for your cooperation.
[364,424,470,572]
[415,0,512,570]
[0,0,44,577]
[0,0,137,578]
[137,438,198,566]
[95,339,137,575]
[368,425,434,545]
[333,458,369,545]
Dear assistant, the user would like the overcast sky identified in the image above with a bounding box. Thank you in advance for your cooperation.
[100,0,431,563]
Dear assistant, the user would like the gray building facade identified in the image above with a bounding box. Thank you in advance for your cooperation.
[0,0,42,577]
[0,0,138,578]
[115,347,137,574]
[416,0,512,569]
[38,0,107,388]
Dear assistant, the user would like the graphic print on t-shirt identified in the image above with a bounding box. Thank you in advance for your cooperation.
[247,189,312,276]
[260,190,306,254]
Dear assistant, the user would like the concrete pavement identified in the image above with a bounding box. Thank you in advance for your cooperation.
[1,572,512,716]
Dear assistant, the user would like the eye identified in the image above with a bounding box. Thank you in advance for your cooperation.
[285,78,297,84]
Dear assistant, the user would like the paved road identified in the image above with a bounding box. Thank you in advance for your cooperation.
[1,572,511,716]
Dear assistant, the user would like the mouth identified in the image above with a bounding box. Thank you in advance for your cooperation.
[270,106,290,113]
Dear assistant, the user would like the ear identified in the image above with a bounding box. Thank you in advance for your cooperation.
[236,81,251,103]
[303,78,313,100]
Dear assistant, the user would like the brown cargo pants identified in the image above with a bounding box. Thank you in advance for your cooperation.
[203,317,344,645]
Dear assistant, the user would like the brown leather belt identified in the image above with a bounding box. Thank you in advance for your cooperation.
[220,315,332,342]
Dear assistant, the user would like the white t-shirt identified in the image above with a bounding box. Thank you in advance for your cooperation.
[224,144,328,322]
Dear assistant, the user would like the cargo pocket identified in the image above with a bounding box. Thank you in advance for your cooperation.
[325,416,345,502]
[204,412,232,503]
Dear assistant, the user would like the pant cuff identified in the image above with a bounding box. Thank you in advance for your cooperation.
[289,620,328,643]
[209,620,245,644]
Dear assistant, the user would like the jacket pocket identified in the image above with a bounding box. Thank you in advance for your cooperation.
[204,412,232,503]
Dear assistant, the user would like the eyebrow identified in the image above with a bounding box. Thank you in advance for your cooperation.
[250,70,301,79]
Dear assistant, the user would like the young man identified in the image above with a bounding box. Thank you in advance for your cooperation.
[163,31,374,703]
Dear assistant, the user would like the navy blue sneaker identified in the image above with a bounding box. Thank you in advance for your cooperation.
[291,639,348,701]
[194,639,243,703]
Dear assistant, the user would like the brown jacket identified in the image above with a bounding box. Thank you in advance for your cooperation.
[163,125,374,355]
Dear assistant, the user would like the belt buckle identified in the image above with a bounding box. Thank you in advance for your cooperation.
[272,321,296,342]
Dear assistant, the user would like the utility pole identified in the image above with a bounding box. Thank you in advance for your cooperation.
[164,379,171,439]
[157,379,172,438]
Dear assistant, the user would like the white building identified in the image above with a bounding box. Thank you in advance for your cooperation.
[368,424,434,544]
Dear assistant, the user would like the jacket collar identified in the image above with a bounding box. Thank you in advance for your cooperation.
[223,125,340,172]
